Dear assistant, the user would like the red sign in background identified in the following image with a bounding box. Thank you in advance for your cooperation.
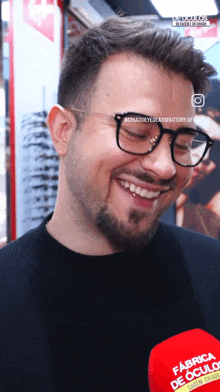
[23,0,54,42]
[185,18,218,38]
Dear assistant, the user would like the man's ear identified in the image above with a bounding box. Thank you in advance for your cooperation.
[46,104,77,156]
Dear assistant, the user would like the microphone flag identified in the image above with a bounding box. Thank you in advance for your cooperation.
[148,329,220,391]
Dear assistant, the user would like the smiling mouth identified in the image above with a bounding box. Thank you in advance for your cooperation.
[118,179,161,199]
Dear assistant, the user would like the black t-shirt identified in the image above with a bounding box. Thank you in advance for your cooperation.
[1,212,220,392]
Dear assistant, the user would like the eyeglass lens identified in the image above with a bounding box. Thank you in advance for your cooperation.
[118,114,208,166]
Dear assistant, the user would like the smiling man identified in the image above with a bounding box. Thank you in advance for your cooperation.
[1,16,220,392]
[47,53,196,254]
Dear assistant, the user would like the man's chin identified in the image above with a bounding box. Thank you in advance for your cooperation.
[95,205,160,253]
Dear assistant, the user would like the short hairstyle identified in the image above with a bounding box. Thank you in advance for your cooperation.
[58,16,216,125]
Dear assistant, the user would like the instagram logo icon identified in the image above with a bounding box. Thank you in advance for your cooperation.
[191,94,205,107]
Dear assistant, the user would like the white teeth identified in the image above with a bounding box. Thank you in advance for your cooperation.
[140,189,148,198]
[135,186,142,195]
[149,191,158,198]
[129,184,135,192]
[119,180,160,199]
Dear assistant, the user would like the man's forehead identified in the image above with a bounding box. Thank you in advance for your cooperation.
[95,52,192,89]
[95,52,163,90]
[90,52,195,118]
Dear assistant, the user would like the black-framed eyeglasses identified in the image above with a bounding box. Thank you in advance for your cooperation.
[67,109,214,167]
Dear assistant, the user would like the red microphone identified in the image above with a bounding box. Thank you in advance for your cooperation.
[148,329,220,391]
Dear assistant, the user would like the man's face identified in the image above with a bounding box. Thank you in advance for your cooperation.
[65,53,195,251]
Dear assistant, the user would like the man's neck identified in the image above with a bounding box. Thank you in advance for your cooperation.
[46,208,118,256]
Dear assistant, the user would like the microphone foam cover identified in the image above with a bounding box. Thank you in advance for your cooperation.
[148,329,220,391]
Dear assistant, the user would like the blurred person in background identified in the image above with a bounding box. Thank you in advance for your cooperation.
[176,96,220,239]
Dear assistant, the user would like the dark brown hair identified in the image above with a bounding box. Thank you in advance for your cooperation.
[58,16,216,124]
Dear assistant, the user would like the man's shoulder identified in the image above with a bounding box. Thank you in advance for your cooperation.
[0,229,41,304]
[140,221,220,272]
[158,221,219,244]
[155,221,220,262]
[151,222,220,294]
[0,215,54,299]
[0,225,40,260]
[0,213,52,260]
[0,214,52,279]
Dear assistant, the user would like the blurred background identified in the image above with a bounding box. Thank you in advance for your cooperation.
[0,0,220,247]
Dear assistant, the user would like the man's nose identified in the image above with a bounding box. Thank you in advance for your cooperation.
[139,136,177,180]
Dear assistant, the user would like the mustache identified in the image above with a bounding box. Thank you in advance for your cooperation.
[112,168,177,190]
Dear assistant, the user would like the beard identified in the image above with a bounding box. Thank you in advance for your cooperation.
[66,151,177,253]
[93,168,177,253]
[95,204,160,253]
